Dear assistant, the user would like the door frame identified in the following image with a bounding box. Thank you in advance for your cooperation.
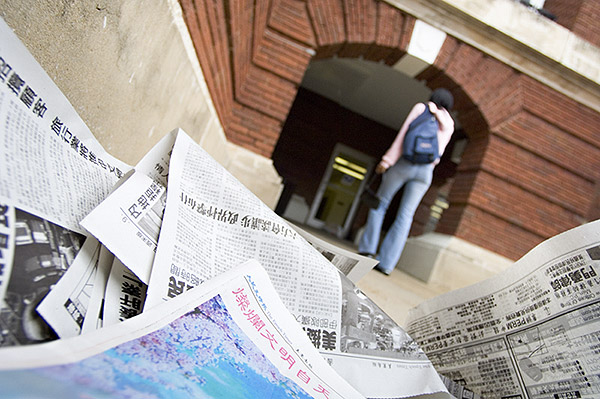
[306,143,376,239]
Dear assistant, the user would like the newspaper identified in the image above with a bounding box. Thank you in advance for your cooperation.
[0,260,365,399]
[0,197,88,346]
[0,18,131,235]
[79,130,175,284]
[138,129,450,398]
[0,16,132,347]
[36,236,103,339]
[406,220,600,398]
[80,245,114,333]
[102,256,148,326]
[80,171,166,284]
[292,224,379,283]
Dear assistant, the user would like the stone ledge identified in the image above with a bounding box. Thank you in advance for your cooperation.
[384,0,600,112]
[397,232,514,291]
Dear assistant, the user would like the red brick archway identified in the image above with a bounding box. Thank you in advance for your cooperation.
[180,0,417,157]
[180,0,600,260]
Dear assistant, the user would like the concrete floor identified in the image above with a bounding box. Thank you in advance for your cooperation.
[355,264,451,328]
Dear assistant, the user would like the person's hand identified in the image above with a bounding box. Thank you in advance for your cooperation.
[375,163,388,174]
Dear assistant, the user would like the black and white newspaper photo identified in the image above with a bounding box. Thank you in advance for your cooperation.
[0,199,86,346]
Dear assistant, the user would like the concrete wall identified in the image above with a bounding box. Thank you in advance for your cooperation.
[0,0,282,208]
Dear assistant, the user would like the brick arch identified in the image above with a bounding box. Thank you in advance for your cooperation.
[180,0,600,260]
[420,34,600,258]
[180,0,503,156]
[181,0,425,157]
[179,0,508,247]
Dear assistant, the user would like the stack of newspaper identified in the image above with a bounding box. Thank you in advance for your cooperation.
[1,16,598,399]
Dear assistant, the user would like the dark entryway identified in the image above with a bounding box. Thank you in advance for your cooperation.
[272,60,466,242]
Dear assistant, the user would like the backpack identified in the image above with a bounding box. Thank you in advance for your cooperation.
[401,104,439,164]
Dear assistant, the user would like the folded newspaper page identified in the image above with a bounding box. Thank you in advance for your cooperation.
[137,129,449,398]
[0,12,462,398]
[36,236,104,339]
[102,256,148,326]
[80,171,166,284]
[79,130,176,284]
[80,245,114,333]
[0,17,131,235]
[0,260,365,399]
[406,220,600,399]
[292,224,379,283]
[0,16,131,347]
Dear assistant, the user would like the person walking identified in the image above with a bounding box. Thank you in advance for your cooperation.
[358,88,455,275]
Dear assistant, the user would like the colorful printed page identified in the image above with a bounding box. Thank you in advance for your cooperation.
[0,260,365,399]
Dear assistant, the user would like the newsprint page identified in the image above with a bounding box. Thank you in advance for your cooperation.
[1,13,599,399]
[82,129,451,398]
[0,15,448,399]
[0,16,131,346]
[406,220,600,399]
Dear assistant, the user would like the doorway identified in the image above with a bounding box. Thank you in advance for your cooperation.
[306,144,376,239]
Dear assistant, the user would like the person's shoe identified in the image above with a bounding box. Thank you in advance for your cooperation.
[374,264,392,276]
[358,252,376,259]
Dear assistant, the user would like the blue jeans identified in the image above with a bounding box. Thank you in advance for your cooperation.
[358,159,433,273]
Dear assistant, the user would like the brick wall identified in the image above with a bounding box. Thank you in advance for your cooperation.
[180,0,413,157]
[544,0,600,47]
[180,0,234,129]
[419,37,600,259]
[543,0,582,28]
[180,0,600,260]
